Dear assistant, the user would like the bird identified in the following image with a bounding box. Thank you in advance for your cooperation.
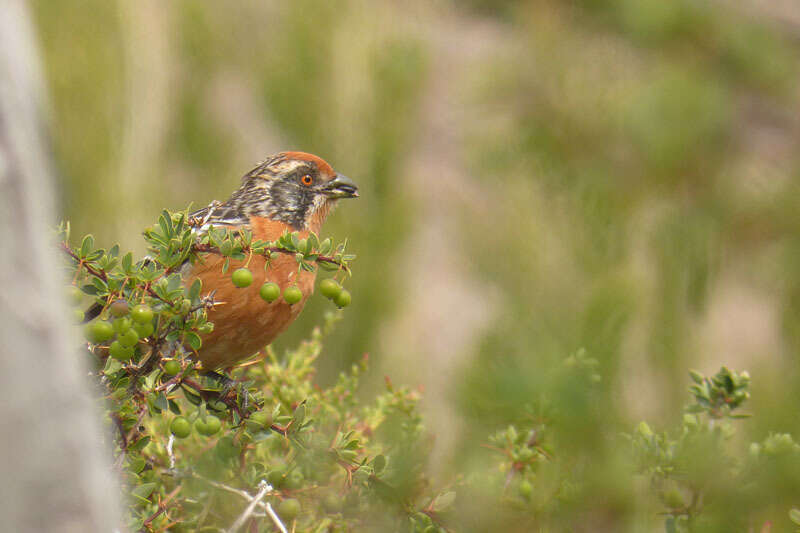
[185,151,358,369]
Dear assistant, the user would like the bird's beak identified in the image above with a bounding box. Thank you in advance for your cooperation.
[325,173,359,198]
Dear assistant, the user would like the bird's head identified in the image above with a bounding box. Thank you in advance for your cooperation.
[228,151,358,232]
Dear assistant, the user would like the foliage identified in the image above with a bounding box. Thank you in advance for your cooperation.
[61,210,800,531]
[36,1,800,530]
[628,367,800,532]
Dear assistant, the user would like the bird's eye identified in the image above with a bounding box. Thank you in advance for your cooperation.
[300,174,314,186]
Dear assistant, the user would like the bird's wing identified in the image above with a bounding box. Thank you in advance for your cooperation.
[189,201,250,234]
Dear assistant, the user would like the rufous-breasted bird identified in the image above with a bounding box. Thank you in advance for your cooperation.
[186,151,358,369]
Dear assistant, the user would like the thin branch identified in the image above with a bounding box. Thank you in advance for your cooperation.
[166,435,175,470]
[227,480,271,533]
[192,242,350,274]
[264,501,289,533]
[140,485,181,532]
[60,242,108,281]
[192,474,286,532]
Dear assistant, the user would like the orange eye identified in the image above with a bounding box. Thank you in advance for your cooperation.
[301,174,313,186]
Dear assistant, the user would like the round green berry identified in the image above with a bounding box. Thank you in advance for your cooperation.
[170,416,192,439]
[163,360,181,376]
[285,470,304,490]
[319,278,342,300]
[133,321,154,339]
[334,289,351,308]
[283,286,303,305]
[248,410,273,429]
[519,479,532,499]
[231,267,253,288]
[109,299,129,317]
[112,317,132,334]
[323,492,343,512]
[117,328,139,348]
[86,320,114,343]
[68,286,84,306]
[259,282,280,302]
[109,340,134,362]
[131,304,153,324]
[267,468,286,488]
[195,415,222,436]
[278,498,301,521]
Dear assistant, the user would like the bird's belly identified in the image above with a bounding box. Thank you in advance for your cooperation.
[187,253,315,369]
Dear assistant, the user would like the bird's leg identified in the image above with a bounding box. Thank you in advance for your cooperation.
[202,370,236,394]
[202,370,256,413]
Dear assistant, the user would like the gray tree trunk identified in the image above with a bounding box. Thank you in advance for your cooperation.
[0,1,121,531]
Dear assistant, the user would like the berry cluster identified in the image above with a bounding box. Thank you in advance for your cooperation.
[228,267,352,308]
[84,301,155,361]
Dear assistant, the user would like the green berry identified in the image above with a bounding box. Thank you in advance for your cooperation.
[319,278,342,299]
[259,282,280,302]
[72,308,86,324]
[278,498,301,521]
[248,410,273,429]
[334,289,351,308]
[109,340,134,362]
[323,492,343,512]
[519,480,532,499]
[86,320,114,344]
[267,468,286,488]
[68,286,84,306]
[231,267,253,288]
[133,321,154,339]
[283,286,303,305]
[117,328,139,348]
[163,360,181,376]
[285,469,304,490]
[195,415,222,436]
[131,304,153,324]
[109,299,129,317]
[170,416,192,439]
[112,317,132,334]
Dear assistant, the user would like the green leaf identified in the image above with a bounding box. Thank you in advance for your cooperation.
[184,332,202,351]
[292,403,306,426]
[372,454,386,474]
[189,279,202,301]
[182,385,203,406]
[688,369,704,384]
[790,508,800,526]
[80,234,95,258]
[431,491,456,512]
[319,238,332,255]
[128,436,150,452]
[81,284,98,295]
[126,456,146,474]
[131,482,157,502]
[154,392,169,412]
[103,356,122,374]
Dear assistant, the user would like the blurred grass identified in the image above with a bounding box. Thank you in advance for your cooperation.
[31,0,800,530]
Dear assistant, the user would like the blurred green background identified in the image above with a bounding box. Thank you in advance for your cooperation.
[32,0,800,530]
